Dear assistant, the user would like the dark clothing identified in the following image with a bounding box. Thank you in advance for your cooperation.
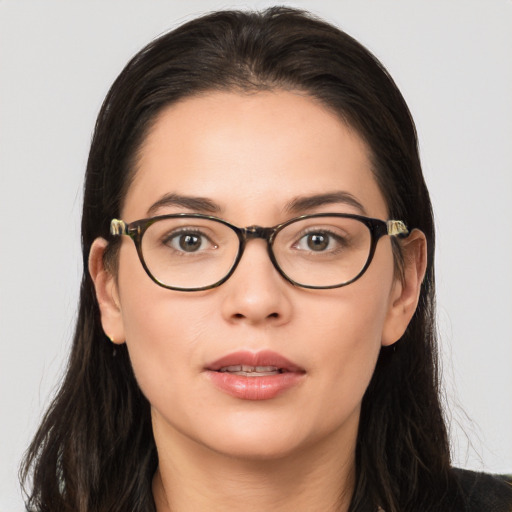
[369,469,512,511]
[453,468,512,512]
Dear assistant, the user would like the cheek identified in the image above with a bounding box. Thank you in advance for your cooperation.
[302,255,395,410]
[118,292,220,435]
[115,249,210,403]
[307,294,385,382]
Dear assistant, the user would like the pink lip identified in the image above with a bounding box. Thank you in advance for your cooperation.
[205,350,306,400]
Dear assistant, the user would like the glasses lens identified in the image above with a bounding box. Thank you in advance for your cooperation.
[141,217,239,289]
[273,216,372,287]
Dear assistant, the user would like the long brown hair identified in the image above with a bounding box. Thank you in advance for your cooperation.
[22,8,453,511]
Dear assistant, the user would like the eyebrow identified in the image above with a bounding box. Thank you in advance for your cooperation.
[147,193,221,216]
[284,191,367,215]
[146,190,367,218]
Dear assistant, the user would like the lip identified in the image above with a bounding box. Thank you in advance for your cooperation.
[205,350,306,400]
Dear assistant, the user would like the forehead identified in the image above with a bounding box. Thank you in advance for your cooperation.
[123,90,388,222]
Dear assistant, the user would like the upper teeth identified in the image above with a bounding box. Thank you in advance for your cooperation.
[219,365,281,373]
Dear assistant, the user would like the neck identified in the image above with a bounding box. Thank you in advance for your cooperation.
[152,416,357,512]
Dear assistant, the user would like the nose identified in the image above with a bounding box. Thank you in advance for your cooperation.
[219,239,293,326]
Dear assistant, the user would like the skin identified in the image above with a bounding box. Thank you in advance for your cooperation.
[89,90,426,511]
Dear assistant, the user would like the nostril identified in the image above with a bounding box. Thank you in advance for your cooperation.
[231,311,279,320]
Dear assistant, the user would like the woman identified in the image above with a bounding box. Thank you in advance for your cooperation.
[21,7,512,512]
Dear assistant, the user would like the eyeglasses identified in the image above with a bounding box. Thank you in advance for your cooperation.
[110,213,409,291]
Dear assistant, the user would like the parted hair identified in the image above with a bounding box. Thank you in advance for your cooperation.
[21,7,455,512]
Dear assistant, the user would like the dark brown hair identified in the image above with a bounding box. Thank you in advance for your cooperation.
[22,7,454,511]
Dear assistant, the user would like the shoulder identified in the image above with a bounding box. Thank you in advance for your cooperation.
[452,467,512,512]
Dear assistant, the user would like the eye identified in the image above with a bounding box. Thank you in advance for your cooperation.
[164,230,215,253]
[304,233,329,251]
[294,230,344,252]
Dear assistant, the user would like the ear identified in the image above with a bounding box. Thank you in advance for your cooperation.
[88,238,126,345]
[381,229,427,347]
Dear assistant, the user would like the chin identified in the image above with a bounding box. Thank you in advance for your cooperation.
[205,431,307,462]
[192,412,339,462]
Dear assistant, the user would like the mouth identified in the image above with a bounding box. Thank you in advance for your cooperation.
[205,350,305,400]
[206,350,304,374]
[218,365,286,376]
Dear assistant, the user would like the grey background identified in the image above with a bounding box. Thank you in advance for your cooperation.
[1,1,511,510]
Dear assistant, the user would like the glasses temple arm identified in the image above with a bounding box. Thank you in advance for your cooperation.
[110,219,127,236]
[386,220,409,237]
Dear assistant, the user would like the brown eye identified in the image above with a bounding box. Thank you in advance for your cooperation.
[179,234,202,252]
[163,230,211,253]
[307,233,329,251]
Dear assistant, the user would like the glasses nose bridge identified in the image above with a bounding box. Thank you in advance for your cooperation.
[234,225,280,279]
[241,225,276,244]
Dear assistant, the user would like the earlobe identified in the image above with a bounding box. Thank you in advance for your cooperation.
[88,238,126,345]
[382,229,427,347]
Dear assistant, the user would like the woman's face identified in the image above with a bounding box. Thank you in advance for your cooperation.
[96,90,415,460]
